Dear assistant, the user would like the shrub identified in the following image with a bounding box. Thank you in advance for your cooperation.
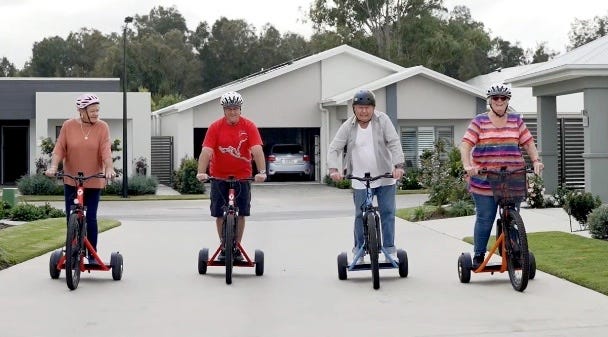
[447,200,475,217]
[102,176,158,196]
[322,174,351,189]
[525,174,546,208]
[420,139,468,206]
[400,169,423,190]
[172,157,205,194]
[589,205,608,240]
[16,174,63,195]
[412,206,428,221]
[0,201,11,219]
[8,202,65,221]
[545,185,571,208]
[564,191,602,225]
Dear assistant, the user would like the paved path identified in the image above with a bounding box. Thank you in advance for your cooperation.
[1,184,607,337]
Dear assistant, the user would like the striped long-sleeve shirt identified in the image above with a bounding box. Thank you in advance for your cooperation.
[462,112,533,196]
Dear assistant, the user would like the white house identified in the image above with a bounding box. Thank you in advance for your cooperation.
[152,45,486,180]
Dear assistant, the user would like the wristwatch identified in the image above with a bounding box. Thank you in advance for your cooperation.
[259,170,266,174]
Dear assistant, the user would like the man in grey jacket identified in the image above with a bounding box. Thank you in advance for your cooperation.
[327,89,405,261]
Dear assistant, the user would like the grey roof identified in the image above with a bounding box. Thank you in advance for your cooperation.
[323,66,485,106]
[508,35,608,86]
[153,45,405,115]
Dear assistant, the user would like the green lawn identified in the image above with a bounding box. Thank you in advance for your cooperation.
[463,232,608,296]
[0,218,120,269]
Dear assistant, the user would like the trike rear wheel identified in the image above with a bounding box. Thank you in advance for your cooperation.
[458,253,472,283]
[505,211,529,292]
[65,213,82,290]
[49,250,63,279]
[254,249,264,276]
[397,249,408,278]
[111,252,123,281]
[337,252,348,280]
[198,248,208,275]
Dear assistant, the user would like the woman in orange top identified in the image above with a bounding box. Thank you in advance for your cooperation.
[45,93,116,263]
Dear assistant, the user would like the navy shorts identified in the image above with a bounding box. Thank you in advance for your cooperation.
[209,180,251,217]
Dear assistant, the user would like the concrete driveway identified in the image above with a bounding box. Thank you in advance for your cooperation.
[1,184,607,337]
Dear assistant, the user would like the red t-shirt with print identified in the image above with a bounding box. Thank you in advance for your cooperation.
[203,116,263,179]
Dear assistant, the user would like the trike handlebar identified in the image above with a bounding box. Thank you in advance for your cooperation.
[55,171,106,185]
[477,167,533,176]
[206,176,256,183]
[346,172,393,182]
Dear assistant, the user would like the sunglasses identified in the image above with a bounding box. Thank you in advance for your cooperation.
[491,96,509,101]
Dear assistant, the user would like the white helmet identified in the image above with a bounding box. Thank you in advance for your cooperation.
[220,91,243,107]
[486,83,512,98]
[76,93,100,109]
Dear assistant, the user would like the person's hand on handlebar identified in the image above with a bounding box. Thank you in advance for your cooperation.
[329,168,342,182]
[392,167,404,180]
[45,166,58,178]
[104,168,116,180]
[463,165,478,178]
[196,173,209,181]
[254,172,266,183]
[533,160,544,175]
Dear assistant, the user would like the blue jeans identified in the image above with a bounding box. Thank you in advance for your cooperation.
[64,185,102,252]
[471,193,520,256]
[352,184,396,253]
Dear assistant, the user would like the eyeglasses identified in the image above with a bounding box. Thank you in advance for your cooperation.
[491,96,509,101]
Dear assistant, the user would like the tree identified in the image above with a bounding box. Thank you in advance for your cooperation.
[28,36,69,77]
[134,6,188,36]
[527,42,557,64]
[568,14,608,50]
[0,57,17,77]
[195,17,259,90]
[487,37,526,71]
[308,0,443,60]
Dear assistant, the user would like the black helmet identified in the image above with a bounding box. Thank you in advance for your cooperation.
[352,90,376,106]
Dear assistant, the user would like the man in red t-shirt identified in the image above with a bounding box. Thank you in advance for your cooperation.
[196,91,266,261]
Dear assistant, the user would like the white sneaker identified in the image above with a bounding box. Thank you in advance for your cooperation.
[384,252,397,263]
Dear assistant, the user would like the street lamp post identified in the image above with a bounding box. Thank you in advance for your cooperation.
[122,16,133,198]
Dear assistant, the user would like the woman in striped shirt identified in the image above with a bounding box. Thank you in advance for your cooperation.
[460,83,544,268]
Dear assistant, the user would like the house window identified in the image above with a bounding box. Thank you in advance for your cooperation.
[400,126,453,168]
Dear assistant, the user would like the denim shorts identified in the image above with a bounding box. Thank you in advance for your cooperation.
[209,180,251,217]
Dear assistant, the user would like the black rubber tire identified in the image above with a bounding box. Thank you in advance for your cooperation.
[198,248,208,275]
[254,249,264,276]
[366,212,380,290]
[110,252,123,281]
[458,253,472,283]
[337,252,348,280]
[529,251,537,280]
[65,213,82,290]
[49,250,63,279]
[505,211,530,292]
[224,215,235,285]
[397,249,408,278]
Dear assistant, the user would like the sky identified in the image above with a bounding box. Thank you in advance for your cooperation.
[0,0,606,69]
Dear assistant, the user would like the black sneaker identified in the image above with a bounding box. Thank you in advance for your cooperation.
[87,255,99,265]
[234,249,245,262]
[217,249,226,261]
[473,254,485,269]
